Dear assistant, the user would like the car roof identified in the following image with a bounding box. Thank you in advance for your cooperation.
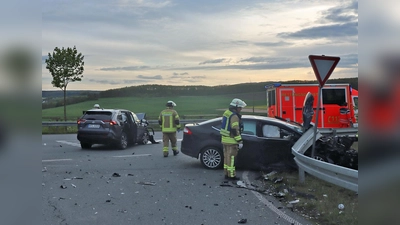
[200,115,303,132]
[86,108,131,112]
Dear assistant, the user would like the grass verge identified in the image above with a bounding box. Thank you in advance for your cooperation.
[261,170,358,225]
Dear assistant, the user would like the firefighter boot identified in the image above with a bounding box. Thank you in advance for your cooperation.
[173,150,179,156]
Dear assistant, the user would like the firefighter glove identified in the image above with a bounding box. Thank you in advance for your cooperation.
[238,142,243,150]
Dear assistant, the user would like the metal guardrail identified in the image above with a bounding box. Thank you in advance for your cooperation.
[291,128,358,192]
[319,127,358,136]
[42,119,207,127]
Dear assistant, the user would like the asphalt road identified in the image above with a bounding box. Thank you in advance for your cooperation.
[42,132,313,225]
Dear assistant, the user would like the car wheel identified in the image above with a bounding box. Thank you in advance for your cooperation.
[118,132,128,149]
[80,142,92,149]
[139,132,149,145]
[200,147,223,169]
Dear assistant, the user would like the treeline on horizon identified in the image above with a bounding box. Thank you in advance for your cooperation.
[99,77,358,98]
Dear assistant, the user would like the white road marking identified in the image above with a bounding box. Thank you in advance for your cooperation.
[242,171,304,225]
[42,159,72,162]
[113,154,152,158]
[155,139,182,142]
[57,140,81,147]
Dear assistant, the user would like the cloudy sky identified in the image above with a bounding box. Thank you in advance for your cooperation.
[42,0,358,91]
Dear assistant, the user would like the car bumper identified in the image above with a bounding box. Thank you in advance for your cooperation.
[77,132,118,144]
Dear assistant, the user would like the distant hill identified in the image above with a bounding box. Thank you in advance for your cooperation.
[42,77,358,98]
[42,90,101,98]
[99,77,358,98]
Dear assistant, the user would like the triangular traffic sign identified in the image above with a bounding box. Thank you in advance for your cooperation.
[308,55,340,87]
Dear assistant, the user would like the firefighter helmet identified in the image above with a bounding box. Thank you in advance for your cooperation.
[166,100,177,107]
[93,104,100,109]
[230,98,247,108]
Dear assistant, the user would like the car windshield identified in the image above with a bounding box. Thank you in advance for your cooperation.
[83,111,112,120]
[284,121,304,134]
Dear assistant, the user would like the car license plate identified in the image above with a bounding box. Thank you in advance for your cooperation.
[88,124,100,128]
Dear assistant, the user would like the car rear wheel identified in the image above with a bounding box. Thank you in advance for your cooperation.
[200,147,223,169]
[139,132,149,145]
[118,132,128,149]
[80,142,92,149]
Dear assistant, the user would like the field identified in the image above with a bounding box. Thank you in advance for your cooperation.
[42,92,268,121]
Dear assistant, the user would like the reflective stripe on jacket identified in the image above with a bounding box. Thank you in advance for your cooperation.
[159,108,181,133]
[220,109,242,144]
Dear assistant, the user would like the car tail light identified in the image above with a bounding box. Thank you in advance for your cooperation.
[77,119,86,124]
[103,120,117,125]
[183,127,192,135]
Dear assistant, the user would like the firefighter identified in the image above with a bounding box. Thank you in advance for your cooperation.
[339,102,351,127]
[93,104,100,109]
[158,100,181,157]
[220,98,246,180]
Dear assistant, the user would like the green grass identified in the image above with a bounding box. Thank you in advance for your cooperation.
[263,170,358,225]
[42,94,268,121]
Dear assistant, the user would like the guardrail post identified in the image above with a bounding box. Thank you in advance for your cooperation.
[299,167,305,183]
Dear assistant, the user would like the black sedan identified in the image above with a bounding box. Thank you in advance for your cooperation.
[181,115,304,171]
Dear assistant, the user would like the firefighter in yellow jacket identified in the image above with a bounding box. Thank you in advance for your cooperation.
[158,100,181,157]
[220,98,246,180]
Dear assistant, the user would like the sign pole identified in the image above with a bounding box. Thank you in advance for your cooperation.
[308,55,340,158]
[311,85,322,158]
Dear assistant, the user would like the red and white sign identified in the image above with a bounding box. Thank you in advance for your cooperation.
[308,55,340,87]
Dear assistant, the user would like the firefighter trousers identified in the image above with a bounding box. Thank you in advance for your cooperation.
[223,144,238,178]
[162,132,178,156]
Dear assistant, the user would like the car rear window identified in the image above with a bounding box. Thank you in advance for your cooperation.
[82,111,113,120]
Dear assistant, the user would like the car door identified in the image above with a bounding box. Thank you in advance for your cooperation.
[124,111,138,143]
[237,119,294,170]
[236,119,265,170]
[258,122,295,168]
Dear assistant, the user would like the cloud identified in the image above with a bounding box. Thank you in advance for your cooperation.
[321,0,358,23]
[137,75,162,79]
[199,58,230,65]
[100,66,151,71]
[278,22,358,39]
[42,55,48,63]
[254,41,292,47]
[88,79,121,85]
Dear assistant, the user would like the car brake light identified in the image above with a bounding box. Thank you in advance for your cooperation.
[103,120,117,125]
[183,127,192,135]
[77,119,86,124]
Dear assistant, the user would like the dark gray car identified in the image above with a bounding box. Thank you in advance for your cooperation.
[77,109,150,149]
[181,115,304,171]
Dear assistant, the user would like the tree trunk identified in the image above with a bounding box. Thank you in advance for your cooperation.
[63,88,67,121]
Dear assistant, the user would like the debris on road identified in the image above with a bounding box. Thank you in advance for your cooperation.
[136,181,156,186]
[63,177,83,180]
[60,185,67,189]
[112,173,121,177]
[273,177,283,183]
[71,184,77,188]
[238,218,247,223]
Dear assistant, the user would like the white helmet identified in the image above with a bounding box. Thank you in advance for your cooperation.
[93,104,100,108]
[230,98,247,108]
[166,100,177,107]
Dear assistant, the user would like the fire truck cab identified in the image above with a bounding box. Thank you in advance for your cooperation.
[265,83,358,128]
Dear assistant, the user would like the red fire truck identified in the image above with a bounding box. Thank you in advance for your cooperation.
[265,83,358,128]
